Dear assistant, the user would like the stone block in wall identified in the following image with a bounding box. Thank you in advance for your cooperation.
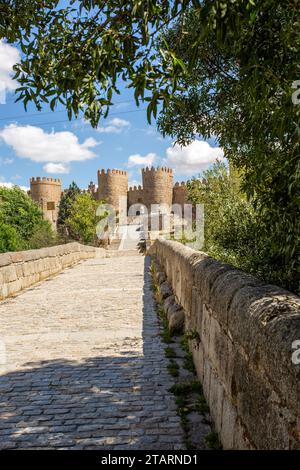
[233,419,253,450]
[22,261,32,277]
[10,251,24,263]
[0,265,18,283]
[210,269,261,328]
[201,303,211,355]
[193,257,228,305]
[209,368,224,435]
[233,348,293,449]
[220,396,238,449]
[0,253,12,267]
[203,356,212,399]
[22,249,40,262]
[228,284,300,413]
[41,247,52,258]
[15,264,24,279]
[170,246,205,316]
[7,279,22,297]
[160,281,173,299]
[163,295,175,314]
[0,283,8,300]
[190,286,202,332]
[169,308,185,334]
[192,342,205,383]
[22,274,37,288]
[209,315,234,398]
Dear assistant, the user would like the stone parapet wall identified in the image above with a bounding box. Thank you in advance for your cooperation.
[148,239,300,449]
[0,243,101,300]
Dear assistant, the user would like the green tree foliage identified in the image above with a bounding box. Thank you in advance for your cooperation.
[57,182,80,237]
[0,0,39,42]
[157,2,300,292]
[28,221,58,250]
[66,192,101,245]
[188,163,298,293]
[0,186,55,251]
[0,222,23,253]
[2,1,299,289]
[3,0,193,126]
[0,186,45,241]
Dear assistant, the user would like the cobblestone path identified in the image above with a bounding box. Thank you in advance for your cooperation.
[0,252,184,449]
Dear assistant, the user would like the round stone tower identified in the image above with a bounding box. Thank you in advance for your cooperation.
[142,166,173,212]
[30,177,62,229]
[97,169,128,214]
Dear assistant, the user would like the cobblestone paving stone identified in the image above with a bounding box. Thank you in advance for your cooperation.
[0,252,184,449]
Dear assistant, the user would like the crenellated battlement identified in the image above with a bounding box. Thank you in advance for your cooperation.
[142,166,173,174]
[97,169,128,177]
[174,181,186,187]
[128,185,143,192]
[30,177,62,185]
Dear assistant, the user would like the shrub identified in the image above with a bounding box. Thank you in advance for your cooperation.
[187,162,299,294]
[66,192,100,245]
[0,186,46,241]
[0,222,23,253]
[0,186,57,253]
[27,220,59,250]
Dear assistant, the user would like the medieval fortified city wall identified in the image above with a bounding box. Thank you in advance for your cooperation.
[29,167,190,228]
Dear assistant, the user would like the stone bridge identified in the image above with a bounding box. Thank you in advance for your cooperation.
[0,237,212,450]
[0,232,299,450]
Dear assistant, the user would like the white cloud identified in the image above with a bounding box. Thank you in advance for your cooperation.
[97,117,130,134]
[127,152,157,168]
[0,125,101,169]
[0,40,20,93]
[0,176,29,192]
[0,157,14,165]
[43,162,70,174]
[163,140,224,176]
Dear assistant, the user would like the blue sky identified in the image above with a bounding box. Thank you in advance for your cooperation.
[0,40,224,191]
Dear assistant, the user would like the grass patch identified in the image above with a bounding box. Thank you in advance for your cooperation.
[167,359,179,377]
[185,329,201,345]
[161,328,173,344]
[169,380,202,396]
[195,395,210,414]
[180,335,189,353]
[157,306,174,344]
[165,347,177,358]
[184,438,196,450]
[175,395,185,407]
[205,431,222,450]
[183,351,196,374]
